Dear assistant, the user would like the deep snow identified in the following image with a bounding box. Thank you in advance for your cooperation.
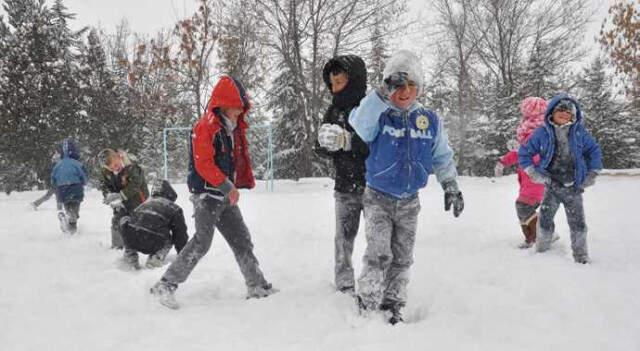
[1,175,639,351]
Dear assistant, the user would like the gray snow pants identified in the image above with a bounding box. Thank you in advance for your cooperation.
[162,194,268,289]
[537,183,588,261]
[124,239,172,266]
[63,201,81,224]
[334,191,364,290]
[357,187,420,309]
[111,210,126,249]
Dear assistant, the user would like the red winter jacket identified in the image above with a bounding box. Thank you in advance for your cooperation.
[499,150,544,205]
[191,76,255,191]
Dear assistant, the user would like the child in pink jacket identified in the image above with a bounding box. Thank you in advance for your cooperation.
[495,97,547,248]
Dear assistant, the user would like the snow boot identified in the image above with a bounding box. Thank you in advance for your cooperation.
[57,211,69,233]
[150,280,179,309]
[380,300,404,325]
[574,254,590,264]
[355,294,379,317]
[68,221,77,234]
[246,283,278,299]
[338,286,356,296]
[518,214,537,249]
[145,245,171,269]
[145,255,165,269]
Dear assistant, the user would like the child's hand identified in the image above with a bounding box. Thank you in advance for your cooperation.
[229,187,240,206]
[524,166,550,185]
[318,124,350,151]
[103,192,124,209]
[582,171,598,188]
[383,72,409,94]
[494,162,504,177]
[442,180,464,218]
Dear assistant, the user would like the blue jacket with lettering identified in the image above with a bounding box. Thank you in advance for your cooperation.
[349,91,457,198]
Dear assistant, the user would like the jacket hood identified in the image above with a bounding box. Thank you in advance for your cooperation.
[58,138,80,160]
[545,93,583,126]
[517,97,547,144]
[383,50,424,95]
[151,179,177,202]
[322,55,367,108]
[205,75,251,128]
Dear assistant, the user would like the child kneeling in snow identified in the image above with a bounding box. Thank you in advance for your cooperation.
[495,97,548,248]
[349,50,463,324]
[98,148,149,250]
[119,179,188,270]
[518,94,602,264]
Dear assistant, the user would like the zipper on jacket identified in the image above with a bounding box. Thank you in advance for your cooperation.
[404,111,411,192]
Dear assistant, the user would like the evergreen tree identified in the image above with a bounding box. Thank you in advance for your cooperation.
[0,0,83,192]
[577,56,640,168]
[76,28,138,178]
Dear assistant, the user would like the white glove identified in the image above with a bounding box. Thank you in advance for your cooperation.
[318,124,351,151]
[494,162,504,177]
[103,192,124,209]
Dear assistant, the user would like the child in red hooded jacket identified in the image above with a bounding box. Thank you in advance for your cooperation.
[494,97,548,248]
[150,76,275,309]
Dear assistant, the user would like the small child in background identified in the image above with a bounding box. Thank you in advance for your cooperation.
[51,138,87,234]
[119,179,188,270]
[519,93,602,264]
[494,97,548,248]
[98,148,149,250]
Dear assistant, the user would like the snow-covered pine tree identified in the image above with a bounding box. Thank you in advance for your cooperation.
[520,40,562,99]
[367,14,389,89]
[76,28,140,179]
[577,56,640,169]
[0,0,83,192]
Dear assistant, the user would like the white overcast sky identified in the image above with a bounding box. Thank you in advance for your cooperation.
[0,0,613,66]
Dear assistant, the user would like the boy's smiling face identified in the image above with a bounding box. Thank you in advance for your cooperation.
[390,81,418,110]
[107,157,124,173]
[329,72,349,94]
[552,110,573,125]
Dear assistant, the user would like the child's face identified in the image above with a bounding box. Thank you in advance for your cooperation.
[221,106,244,122]
[552,110,573,125]
[107,157,124,173]
[329,72,349,94]
[389,81,418,110]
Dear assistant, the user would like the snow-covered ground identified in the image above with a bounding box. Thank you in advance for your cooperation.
[1,175,639,351]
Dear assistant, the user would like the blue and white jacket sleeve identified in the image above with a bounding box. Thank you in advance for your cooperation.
[348,90,389,143]
[431,117,458,184]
